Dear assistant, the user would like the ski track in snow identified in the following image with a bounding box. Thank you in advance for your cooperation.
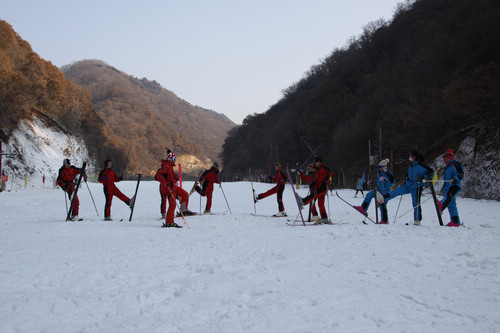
[1,181,499,333]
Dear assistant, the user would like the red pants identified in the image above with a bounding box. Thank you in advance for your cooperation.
[304,190,327,218]
[166,186,189,223]
[103,184,130,218]
[257,184,285,212]
[195,181,215,211]
[64,186,79,216]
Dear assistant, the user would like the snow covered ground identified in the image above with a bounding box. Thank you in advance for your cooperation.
[1,180,499,333]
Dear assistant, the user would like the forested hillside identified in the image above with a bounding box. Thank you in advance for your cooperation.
[62,60,235,176]
[0,20,235,178]
[0,20,117,166]
[221,0,500,184]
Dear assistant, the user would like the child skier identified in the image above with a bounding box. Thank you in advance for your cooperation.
[193,162,221,213]
[254,162,287,217]
[296,157,333,224]
[57,158,86,221]
[98,159,135,221]
[438,149,464,227]
[155,151,194,228]
[378,151,433,226]
[355,158,395,224]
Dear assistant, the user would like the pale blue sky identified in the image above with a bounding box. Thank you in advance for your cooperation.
[2,0,401,124]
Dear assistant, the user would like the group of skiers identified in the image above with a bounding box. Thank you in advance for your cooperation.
[354,149,464,227]
[57,147,464,228]
[57,158,136,221]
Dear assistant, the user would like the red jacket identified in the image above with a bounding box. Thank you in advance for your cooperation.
[98,167,121,186]
[57,166,82,190]
[311,163,333,191]
[200,168,220,185]
[272,169,287,186]
[155,159,178,189]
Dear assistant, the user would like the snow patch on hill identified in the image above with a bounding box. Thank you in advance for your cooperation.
[2,117,91,191]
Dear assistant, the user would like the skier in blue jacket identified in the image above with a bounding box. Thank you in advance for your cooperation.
[438,149,464,227]
[355,158,395,224]
[379,151,433,226]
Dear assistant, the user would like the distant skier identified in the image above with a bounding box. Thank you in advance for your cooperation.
[57,158,86,221]
[354,158,395,224]
[296,157,333,224]
[98,159,135,221]
[438,149,464,227]
[378,150,433,226]
[193,162,221,213]
[354,176,364,198]
[254,162,287,217]
[155,150,195,228]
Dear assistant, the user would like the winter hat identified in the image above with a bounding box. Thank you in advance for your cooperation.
[443,149,454,158]
[378,158,390,168]
[166,152,176,162]
[63,158,71,165]
[314,156,323,163]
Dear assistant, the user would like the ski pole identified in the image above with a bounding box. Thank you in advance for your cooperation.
[393,194,403,224]
[120,146,132,178]
[297,144,321,171]
[85,180,99,216]
[64,188,68,215]
[219,184,232,214]
[397,196,433,219]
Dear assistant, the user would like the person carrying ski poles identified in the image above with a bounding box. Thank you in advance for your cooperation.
[193,162,221,213]
[57,158,86,221]
[378,150,433,226]
[297,163,320,222]
[98,159,135,221]
[254,162,287,217]
[438,149,464,227]
[296,157,333,224]
[354,158,395,224]
[156,151,195,228]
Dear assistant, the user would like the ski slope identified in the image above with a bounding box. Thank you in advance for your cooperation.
[1,181,499,333]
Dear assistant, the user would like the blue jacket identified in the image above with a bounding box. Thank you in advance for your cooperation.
[443,159,464,192]
[406,161,433,188]
[377,169,395,194]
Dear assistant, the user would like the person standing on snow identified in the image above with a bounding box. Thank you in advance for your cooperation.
[98,159,135,221]
[296,157,333,224]
[354,158,395,224]
[57,158,86,221]
[254,162,287,217]
[354,176,365,198]
[378,150,433,226]
[193,162,221,213]
[297,163,321,222]
[156,151,195,228]
[438,149,464,227]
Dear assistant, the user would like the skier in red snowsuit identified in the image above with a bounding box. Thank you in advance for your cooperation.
[57,158,86,220]
[298,163,320,222]
[297,157,334,224]
[254,162,287,216]
[155,151,194,228]
[194,162,221,213]
[98,160,133,220]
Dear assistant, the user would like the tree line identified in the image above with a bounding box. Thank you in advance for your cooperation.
[220,0,500,185]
